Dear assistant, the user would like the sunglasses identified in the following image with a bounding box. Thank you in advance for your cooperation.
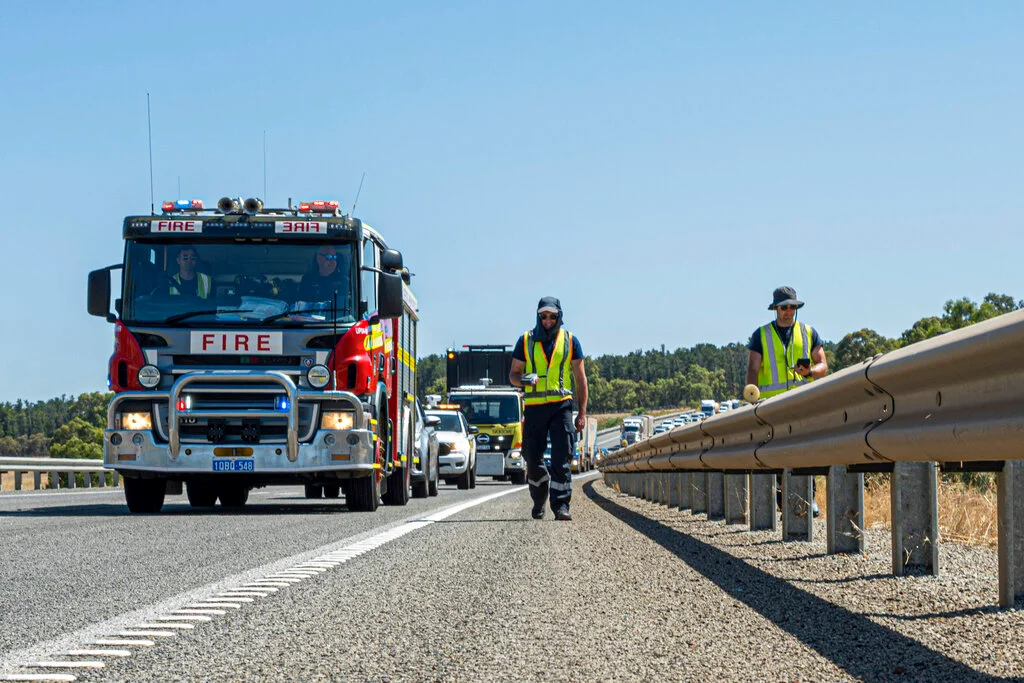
[539,313,558,321]
[318,253,337,261]
[776,305,798,311]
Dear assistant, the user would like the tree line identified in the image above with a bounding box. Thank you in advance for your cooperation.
[417,293,1022,413]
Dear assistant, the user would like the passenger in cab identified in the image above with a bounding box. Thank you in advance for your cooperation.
[168,246,211,298]
[297,245,349,305]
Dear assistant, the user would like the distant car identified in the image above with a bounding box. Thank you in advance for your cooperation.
[653,425,669,435]
[410,398,440,498]
[427,409,478,490]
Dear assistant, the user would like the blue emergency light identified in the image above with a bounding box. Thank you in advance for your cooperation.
[278,397,290,411]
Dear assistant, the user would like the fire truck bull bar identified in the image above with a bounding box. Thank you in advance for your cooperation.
[107,370,366,465]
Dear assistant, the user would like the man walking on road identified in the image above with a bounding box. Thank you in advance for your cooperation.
[510,297,588,521]
[746,285,828,515]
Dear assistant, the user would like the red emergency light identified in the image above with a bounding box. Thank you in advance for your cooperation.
[298,200,340,213]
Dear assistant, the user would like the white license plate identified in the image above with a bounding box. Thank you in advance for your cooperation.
[212,459,254,472]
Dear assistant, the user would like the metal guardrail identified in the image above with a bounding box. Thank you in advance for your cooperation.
[599,310,1024,608]
[0,456,118,492]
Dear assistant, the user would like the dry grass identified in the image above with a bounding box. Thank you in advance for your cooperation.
[0,471,50,491]
[815,474,999,549]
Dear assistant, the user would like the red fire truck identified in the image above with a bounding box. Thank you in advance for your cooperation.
[87,196,419,513]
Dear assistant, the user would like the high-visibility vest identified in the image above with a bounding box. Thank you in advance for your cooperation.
[169,273,211,298]
[757,321,815,399]
[523,328,574,407]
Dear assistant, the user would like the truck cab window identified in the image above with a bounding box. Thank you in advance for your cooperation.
[360,238,378,317]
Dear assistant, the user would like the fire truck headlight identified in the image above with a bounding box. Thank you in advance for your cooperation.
[321,411,354,431]
[122,412,152,431]
[138,365,161,389]
[509,449,522,459]
[307,365,331,389]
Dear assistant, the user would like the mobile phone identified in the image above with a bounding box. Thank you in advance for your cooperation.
[795,358,811,369]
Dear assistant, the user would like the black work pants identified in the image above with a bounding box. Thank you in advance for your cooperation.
[523,400,574,511]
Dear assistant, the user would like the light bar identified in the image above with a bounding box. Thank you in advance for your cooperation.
[298,200,340,213]
[161,199,204,213]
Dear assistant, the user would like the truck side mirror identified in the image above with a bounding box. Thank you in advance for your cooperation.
[87,268,114,321]
[424,415,441,428]
[377,271,403,319]
[467,425,479,434]
[380,249,403,272]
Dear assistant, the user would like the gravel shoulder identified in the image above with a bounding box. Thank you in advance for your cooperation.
[58,476,1023,681]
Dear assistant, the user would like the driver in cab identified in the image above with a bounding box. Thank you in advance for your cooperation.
[168,246,211,298]
[297,245,349,305]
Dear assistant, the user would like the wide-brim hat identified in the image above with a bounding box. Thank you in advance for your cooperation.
[769,286,804,310]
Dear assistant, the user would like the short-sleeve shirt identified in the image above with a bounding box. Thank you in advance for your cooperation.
[748,322,822,355]
[512,330,583,364]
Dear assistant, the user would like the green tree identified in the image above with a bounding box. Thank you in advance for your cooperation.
[49,417,102,459]
[898,316,949,347]
[833,329,895,371]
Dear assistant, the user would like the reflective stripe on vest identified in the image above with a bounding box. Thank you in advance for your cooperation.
[523,329,574,406]
[757,321,813,399]
[169,273,211,298]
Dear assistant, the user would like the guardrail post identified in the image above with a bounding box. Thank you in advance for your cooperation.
[691,473,707,514]
[782,471,813,542]
[891,462,939,576]
[662,473,671,506]
[724,474,748,525]
[66,472,75,489]
[749,473,777,531]
[14,471,22,491]
[33,472,42,490]
[49,472,57,489]
[113,470,120,487]
[706,472,724,520]
[643,473,652,501]
[83,472,92,489]
[827,466,865,555]
[677,474,688,511]
[669,473,680,508]
[998,460,1024,608]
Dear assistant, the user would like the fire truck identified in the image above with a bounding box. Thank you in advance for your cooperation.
[87,196,419,514]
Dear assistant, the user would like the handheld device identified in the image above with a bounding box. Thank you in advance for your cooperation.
[795,358,811,369]
[521,373,539,386]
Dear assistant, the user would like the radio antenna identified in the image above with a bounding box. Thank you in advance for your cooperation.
[147,92,155,215]
[263,130,268,202]
[351,172,366,215]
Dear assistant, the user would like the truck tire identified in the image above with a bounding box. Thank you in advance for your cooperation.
[383,465,410,505]
[187,480,218,508]
[510,471,526,485]
[469,462,477,489]
[323,484,340,499]
[457,467,471,490]
[124,477,166,514]
[411,477,428,499]
[218,483,249,508]
[348,474,380,511]
[304,484,323,499]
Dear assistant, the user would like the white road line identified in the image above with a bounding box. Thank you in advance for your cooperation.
[28,662,103,669]
[154,615,212,622]
[89,640,154,647]
[135,623,194,630]
[0,675,77,682]
[117,631,176,638]
[63,650,130,658]
[170,609,226,616]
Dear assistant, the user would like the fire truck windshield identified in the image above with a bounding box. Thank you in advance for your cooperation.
[121,241,358,326]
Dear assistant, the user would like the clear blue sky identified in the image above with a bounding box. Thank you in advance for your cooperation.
[1,2,1022,402]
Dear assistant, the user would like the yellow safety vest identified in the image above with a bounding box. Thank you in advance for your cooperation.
[169,273,211,298]
[523,328,574,407]
[757,321,815,399]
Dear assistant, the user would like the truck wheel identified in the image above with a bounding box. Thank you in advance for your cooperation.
[323,484,340,499]
[510,471,526,485]
[218,483,249,508]
[348,474,380,511]
[383,465,410,506]
[304,484,323,499]
[457,467,471,490]
[124,477,166,514]
[187,480,218,507]
[469,462,477,489]
[411,477,428,498]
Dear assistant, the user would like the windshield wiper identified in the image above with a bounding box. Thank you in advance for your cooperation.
[163,309,253,324]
